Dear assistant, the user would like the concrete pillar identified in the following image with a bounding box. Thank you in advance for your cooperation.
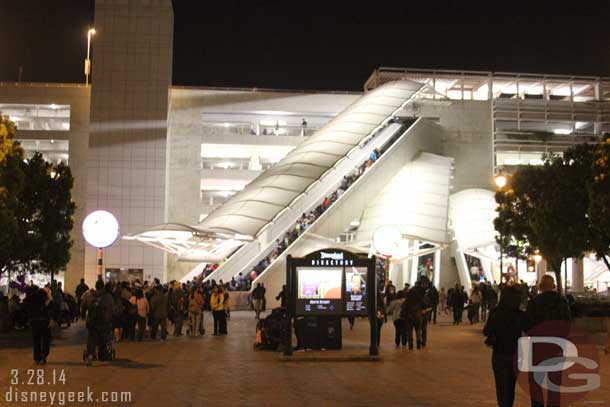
[86,0,174,285]
[571,258,584,292]
[433,249,441,289]
[410,240,420,286]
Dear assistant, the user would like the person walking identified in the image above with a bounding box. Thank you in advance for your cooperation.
[386,291,406,347]
[84,280,115,365]
[171,282,185,337]
[74,278,89,319]
[470,286,481,323]
[524,275,571,407]
[484,286,527,407]
[251,283,265,320]
[24,286,54,365]
[401,287,423,350]
[480,283,489,322]
[275,285,288,308]
[439,287,448,315]
[188,287,204,337]
[451,284,465,325]
[218,285,228,334]
[210,286,226,335]
[135,289,149,341]
[149,286,168,340]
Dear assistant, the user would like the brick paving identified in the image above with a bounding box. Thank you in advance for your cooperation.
[0,311,609,407]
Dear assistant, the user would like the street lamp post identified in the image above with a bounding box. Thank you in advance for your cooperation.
[495,171,508,284]
[82,210,119,281]
[84,28,96,85]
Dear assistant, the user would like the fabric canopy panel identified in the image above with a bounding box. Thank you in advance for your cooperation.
[449,188,498,252]
[355,152,454,248]
[123,223,248,262]
[197,80,424,237]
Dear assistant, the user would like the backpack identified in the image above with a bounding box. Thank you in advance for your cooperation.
[88,295,104,325]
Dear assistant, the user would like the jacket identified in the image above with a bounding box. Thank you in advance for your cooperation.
[401,290,422,322]
[525,291,571,332]
[483,306,526,355]
[188,292,204,313]
[386,298,404,321]
[24,288,53,324]
[210,292,225,311]
[150,290,168,320]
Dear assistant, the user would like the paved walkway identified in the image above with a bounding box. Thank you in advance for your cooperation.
[0,311,608,406]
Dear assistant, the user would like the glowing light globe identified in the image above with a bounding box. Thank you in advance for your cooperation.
[82,210,119,248]
[372,225,402,257]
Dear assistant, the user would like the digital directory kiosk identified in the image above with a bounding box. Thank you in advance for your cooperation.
[284,249,378,356]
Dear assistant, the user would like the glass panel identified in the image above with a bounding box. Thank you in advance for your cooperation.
[0,103,70,131]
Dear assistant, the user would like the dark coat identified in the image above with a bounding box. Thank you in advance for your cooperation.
[525,291,571,332]
[150,290,169,320]
[484,306,527,355]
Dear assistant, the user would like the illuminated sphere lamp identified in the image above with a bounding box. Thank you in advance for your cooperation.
[82,210,119,249]
[494,173,507,189]
[372,225,402,258]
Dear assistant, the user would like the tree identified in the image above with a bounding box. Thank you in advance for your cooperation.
[494,156,591,292]
[0,114,75,281]
[587,135,610,270]
[17,153,75,280]
[0,116,25,277]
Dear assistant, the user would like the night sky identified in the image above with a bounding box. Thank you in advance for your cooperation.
[1,0,609,91]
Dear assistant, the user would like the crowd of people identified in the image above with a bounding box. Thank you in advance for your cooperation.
[0,276,237,365]
[379,277,439,349]
[0,280,78,335]
[483,275,573,407]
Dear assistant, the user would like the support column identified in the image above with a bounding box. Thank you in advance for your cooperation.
[433,249,441,289]
[410,240,420,286]
[571,258,584,292]
[402,260,410,290]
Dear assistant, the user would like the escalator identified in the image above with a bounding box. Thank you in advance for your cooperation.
[202,80,426,285]
[232,117,447,308]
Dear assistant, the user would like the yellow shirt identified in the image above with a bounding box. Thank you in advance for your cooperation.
[211,292,225,311]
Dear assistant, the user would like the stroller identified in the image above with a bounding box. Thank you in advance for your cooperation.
[254,308,288,351]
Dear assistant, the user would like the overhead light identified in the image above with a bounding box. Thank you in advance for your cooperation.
[350,220,360,227]
[260,120,287,127]
[216,162,234,169]
[553,129,572,135]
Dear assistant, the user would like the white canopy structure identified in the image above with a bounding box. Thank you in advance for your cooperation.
[125,80,426,261]
[123,223,249,263]
[449,188,498,253]
[353,152,454,259]
[196,80,424,238]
